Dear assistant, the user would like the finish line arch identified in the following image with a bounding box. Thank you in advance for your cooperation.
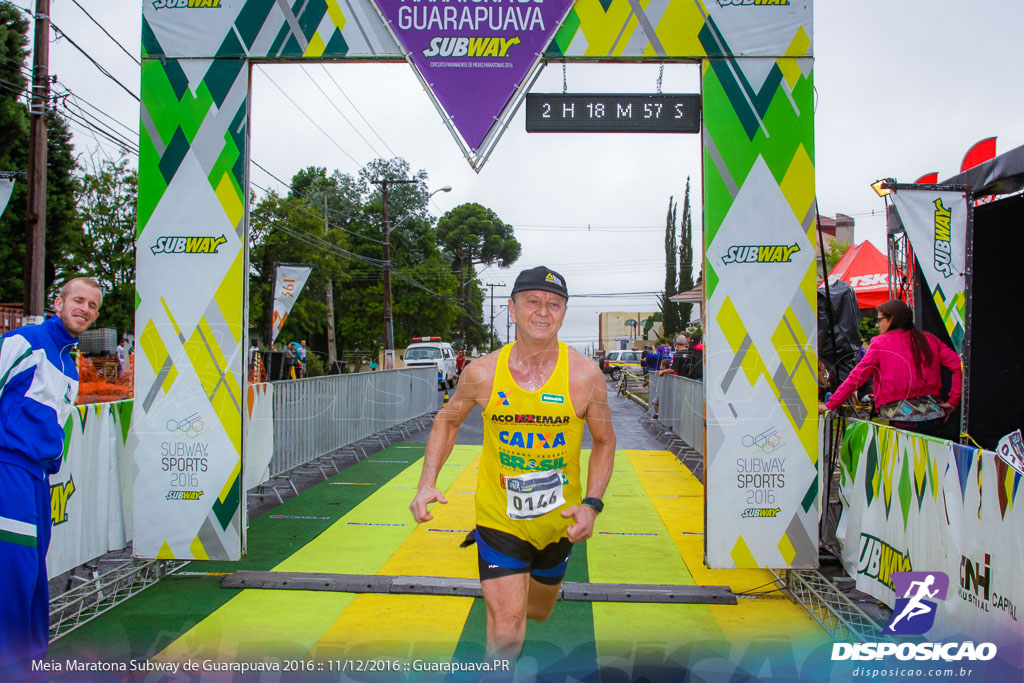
[134,0,817,570]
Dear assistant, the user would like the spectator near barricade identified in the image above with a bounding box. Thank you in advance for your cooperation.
[643,345,659,376]
[670,333,689,376]
[650,358,673,419]
[116,337,126,378]
[656,340,672,366]
[684,333,703,381]
[821,299,961,439]
[283,342,296,380]
[456,349,466,375]
[297,340,307,378]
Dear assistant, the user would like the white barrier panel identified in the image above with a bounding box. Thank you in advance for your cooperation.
[650,374,705,456]
[47,401,133,579]
[243,382,274,491]
[837,420,1023,646]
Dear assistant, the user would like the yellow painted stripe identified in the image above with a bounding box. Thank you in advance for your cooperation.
[589,451,724,658]
[312,448,482,660]
[632,452,829,650]
[157,447,476,662]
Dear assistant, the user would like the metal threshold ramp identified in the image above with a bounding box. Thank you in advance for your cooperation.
[222,571,737,605]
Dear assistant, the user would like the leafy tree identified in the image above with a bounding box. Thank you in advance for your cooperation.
[643,311,663,340]
[73,157,137,334]
[660,196,682,337]
[248,159,461,365]
[248,190,348,354]
[0,7,82,304]
[677,177,695,327]
[823,238,852,274]
[436,202,521,344]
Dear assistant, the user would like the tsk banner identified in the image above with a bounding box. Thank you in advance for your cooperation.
[890,189,968,351]
[837,420,1023,650]
[371,0,574,159]
[271,264,313,345]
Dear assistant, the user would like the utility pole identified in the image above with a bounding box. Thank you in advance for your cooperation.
[24,0,50,325]
[371,178,417,369]
[323,194,338,373]
[488,282,505,351]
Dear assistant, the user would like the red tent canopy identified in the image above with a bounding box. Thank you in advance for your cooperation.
[821,241,890,309]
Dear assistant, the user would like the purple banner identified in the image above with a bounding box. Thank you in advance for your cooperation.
[373,0,574,151]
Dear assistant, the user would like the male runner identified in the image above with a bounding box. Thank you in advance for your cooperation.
[409,265,616,659]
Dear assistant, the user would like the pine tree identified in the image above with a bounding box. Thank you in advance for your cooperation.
[660,196,681,337]
[677,176,694,327]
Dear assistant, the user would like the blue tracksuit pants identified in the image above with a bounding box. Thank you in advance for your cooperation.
[0,463,51,673]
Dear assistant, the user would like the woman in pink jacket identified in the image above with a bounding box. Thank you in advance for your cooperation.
[819,299,961,438]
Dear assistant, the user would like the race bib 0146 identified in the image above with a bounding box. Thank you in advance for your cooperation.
[505,470,566,520]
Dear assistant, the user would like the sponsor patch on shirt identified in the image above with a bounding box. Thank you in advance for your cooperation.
[541,393,564,404]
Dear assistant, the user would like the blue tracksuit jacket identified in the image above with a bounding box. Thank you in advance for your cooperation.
[0,314,79,479]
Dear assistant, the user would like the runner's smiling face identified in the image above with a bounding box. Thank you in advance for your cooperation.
[510,290,567,343]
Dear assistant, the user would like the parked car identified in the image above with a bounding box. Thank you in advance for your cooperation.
[403,337,458,389]
[600,350,643,381]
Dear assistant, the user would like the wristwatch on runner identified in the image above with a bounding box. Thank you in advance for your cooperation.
[582,497,604,513]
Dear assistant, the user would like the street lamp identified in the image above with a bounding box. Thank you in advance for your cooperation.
[371,179,452,369]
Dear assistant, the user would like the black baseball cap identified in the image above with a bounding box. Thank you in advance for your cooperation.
[510,266,569,300]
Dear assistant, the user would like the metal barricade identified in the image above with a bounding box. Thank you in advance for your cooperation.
[651,374,705,455]
[269,368,435,477]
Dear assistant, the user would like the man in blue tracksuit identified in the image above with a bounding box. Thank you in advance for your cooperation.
[0,277,102,673]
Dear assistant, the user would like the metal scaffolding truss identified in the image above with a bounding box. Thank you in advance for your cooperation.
[781,569,891,643]
[49,559,190,643]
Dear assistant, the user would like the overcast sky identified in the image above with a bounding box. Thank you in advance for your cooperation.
[30,0,1024,350]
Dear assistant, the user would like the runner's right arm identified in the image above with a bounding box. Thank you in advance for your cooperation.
[410,358,492,522]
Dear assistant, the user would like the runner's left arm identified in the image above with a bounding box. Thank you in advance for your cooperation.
[562,362,616,542]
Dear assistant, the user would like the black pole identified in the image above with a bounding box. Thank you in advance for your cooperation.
[816,202,839,390]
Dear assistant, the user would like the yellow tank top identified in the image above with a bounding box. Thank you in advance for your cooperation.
[478,341,586,548]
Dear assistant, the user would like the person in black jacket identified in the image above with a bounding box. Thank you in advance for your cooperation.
[670,334,689,376]
[671,333,703,380]
[683,333,703,380]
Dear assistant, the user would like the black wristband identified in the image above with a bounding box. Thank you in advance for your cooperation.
[582,496,604,513]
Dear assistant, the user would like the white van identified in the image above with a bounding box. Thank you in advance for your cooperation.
[403,337,458,389]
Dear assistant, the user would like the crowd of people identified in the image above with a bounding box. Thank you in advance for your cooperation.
[248,339,307,382]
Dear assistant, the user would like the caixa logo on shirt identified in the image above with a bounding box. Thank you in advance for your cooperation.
[151,235,227,255]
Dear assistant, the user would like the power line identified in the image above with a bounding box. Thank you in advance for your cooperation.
[318,64,398,158]
[56,83,138,137]
[49,20,139,101]
[258,68,361,168]
[300,64,384,160]
[68,0,139,67]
